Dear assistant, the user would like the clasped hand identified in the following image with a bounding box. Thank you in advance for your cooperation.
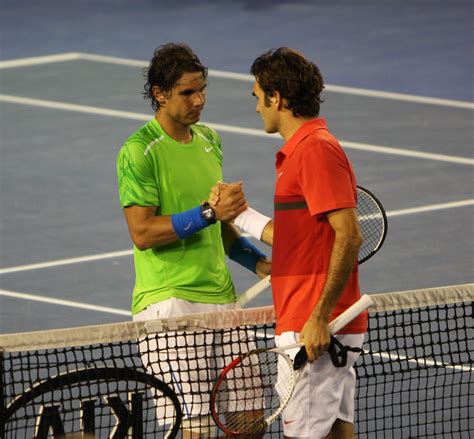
[209,181,247,222]
[210,181,271,279]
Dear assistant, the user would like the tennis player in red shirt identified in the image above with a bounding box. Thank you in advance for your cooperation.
[211,47,367,438]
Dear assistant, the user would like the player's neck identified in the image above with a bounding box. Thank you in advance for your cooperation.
[155,113,193,144]
[279,115,313,142]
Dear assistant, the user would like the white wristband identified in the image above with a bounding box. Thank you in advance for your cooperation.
[234,207,272,240]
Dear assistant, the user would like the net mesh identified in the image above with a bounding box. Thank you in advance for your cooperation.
[0,284,472,438]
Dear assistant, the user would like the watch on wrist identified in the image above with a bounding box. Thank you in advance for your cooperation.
[201,202,217,225]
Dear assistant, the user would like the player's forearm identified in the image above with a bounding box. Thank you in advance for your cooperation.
[129,215,179,250]
[233,208,273,244]
[311,232,362,322]
[221,222,242,255]
[126,203,221,250]
[260,220,274,246]
[222,220,269,275]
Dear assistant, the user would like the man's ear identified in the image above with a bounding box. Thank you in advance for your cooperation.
[273,91,284,110]
[152,86,167,106]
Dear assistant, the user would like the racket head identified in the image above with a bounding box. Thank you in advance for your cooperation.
[210,349,296,436]
[356,186,388,264]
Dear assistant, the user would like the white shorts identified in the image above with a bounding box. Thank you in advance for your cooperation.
[134,298,261,424]
[275,331,364,439]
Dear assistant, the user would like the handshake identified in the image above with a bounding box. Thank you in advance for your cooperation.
[207,181,247,223]
[207,181,273,244]
[209,181,272,279]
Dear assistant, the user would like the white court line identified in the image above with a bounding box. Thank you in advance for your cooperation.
[341,141,474,165]
[65,53,474,110]
[1,94,473,166]
[367,349,473,373]
[71,52,146,68]
[0,53,82,69]
[76,53,474,109]
[1,52,473,109]
[0,199,472,276]
[387,199,474,217]
[324,85,474,110]
[0,94,149,121]
[0,289,130,316]
[0,250,133,275]
[0,52,144,69]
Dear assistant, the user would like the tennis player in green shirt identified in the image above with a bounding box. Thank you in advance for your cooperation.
[116,43,270,438]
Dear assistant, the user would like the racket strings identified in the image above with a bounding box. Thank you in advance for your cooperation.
[357,189,386,262]
[212,350,293,434]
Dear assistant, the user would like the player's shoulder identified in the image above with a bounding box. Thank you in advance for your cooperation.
[296,130,348,170]
[304,128,342,154]
[119,120,161,157]
[193,123,221,147]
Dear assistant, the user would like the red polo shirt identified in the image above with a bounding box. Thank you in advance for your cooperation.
[272,118,368,335]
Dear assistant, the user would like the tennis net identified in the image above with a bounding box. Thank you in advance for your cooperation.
[0,283,472,438]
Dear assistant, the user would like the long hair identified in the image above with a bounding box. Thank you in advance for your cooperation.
[143,43,208,111]
[251,47,325,117]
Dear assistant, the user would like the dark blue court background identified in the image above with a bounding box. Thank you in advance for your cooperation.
[1,0,472,101]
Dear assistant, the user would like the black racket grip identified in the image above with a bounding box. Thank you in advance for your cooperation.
[294,346,308,370]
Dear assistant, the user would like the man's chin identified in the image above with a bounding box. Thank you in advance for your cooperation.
[189,114,201,124]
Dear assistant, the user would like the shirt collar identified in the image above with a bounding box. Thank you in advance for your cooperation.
[278,118,328,157]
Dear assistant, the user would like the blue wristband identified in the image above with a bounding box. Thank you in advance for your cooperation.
[171,206,209,239]
[229,237,267,273]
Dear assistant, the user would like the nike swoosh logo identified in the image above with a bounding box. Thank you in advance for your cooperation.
[278,171,284,178]
[183,221,193,231]
[283,420,296,425]
[243,248,252,253]
[205,146,213,152]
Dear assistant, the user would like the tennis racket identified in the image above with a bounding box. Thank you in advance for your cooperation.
[238,185,387,306]
[356,185,387,263]
[211,295,373,436]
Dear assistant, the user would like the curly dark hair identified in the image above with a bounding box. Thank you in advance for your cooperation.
[143,43,208,111]
[250,47,325,118]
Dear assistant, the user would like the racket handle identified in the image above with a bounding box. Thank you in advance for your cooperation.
[238,275,271,306]
[329,295,374,334]
[278,295,373,350]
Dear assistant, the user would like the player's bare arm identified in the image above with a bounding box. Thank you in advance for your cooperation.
[260,221,274,246]
[123,205,178,250]
[124,183,247,251]
[220,222,242,254]
[221,220,272,280]
[300,207,362,363]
